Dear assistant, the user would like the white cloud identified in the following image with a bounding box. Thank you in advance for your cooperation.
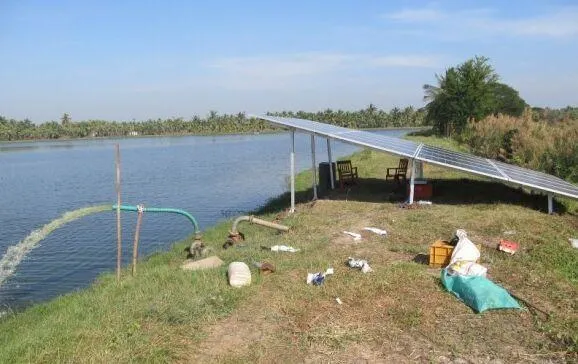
[479,10,578,37]
[209,53,354,79]
[208,53,442,90]
[386,8,445,22]
[369,55,441,68]
[384,6,578,38]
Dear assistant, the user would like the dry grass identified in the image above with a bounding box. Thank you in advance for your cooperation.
[187,148,578,363]
[464,110,578,184]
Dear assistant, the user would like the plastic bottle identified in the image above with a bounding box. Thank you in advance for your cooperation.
[228,262,251,287]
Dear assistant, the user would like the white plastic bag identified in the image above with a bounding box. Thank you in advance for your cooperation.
[447,229,486,277]
[448,229,480,266]
[448,261,487,277]
[362,227,387,236]
[343,231,362,241]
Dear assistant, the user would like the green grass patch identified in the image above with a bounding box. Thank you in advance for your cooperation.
[1,135,577,362]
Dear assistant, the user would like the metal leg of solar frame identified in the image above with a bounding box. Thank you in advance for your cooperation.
[547,194,553,214]
[311,134,318,200]
[409,159,416,204]
[327,138,334,190]
[290,129,296,213]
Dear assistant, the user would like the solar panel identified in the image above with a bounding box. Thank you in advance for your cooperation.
[416,144,506,180]
[255,115,420,156]
[494,161,578,199]
[251,114,578,200]
[339,131,420,157]
[258,116,351,136]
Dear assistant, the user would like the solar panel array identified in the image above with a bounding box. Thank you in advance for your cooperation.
[417,144,507,180]
[493,161,578,198]
[252,115,578,199]
[257,115,420,157]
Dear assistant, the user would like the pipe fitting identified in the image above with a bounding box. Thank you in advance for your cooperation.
[224,215,289,249]
[231,215,289,235]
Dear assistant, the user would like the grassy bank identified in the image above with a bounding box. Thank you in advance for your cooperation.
[1,136,577,363]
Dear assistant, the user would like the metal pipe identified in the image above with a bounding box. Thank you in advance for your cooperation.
[131,206,143,276]
[409,158,416,204]
[311,134,318,200]
[327,138,334,190]
[115,144,122,282]
[231,215,289,235]
[548,194,553,214]
[290,130,295,213]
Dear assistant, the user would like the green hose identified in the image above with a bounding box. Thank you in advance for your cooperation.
[112,204,200,236]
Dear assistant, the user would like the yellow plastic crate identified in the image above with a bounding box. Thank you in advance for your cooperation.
[429,240,482,268]
[429,240,453,268]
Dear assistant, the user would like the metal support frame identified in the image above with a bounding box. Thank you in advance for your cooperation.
[409,158,416,204]
[290,130,295,213]
[548,194,553,214]
[311,134,318,200]
[327,138,334,190]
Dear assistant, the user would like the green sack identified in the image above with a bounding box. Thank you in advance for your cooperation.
[441,269,521,313]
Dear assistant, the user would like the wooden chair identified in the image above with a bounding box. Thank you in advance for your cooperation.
[386,158,409,184]
[337,160,358,188]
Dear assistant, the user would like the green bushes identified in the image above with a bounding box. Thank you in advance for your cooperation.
[463,110,578,183]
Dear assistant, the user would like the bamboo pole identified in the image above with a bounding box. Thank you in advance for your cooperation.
[115,144,122,282]
[131,206,143,276]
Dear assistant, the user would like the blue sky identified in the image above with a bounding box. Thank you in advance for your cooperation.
[2,0,578,122]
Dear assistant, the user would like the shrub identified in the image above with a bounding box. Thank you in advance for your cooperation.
[464,110,578,183]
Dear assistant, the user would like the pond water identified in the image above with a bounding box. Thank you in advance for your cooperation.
[0,129,414,310]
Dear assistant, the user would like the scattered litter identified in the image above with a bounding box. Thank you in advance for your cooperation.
[306,267,334,286]
[307,273,324,285]
[343,231,362,241]
[570,238,578,249]
[503,230,516,235]
[335,297,343,305]
[252,261,276,274]
[228,262,251,288]
[362,227,387,236]
[264,245,300,253]
[347,257,373,273]
[417,200,432,205]
[181,256,224,271]
[498,239,519,254]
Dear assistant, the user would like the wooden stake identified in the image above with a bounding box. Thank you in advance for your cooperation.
[115,144,122,282]
[132,207,143,276]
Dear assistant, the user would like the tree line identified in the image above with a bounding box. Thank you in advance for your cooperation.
[0,107,426,142]
[422,55,578,183]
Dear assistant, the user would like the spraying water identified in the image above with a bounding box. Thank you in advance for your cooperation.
[0,205,110,288]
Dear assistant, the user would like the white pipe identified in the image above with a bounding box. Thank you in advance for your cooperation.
[548,194,553,214]
[311,134,317,200]
[290,130,295,213]
[409,158,415,204]
[327,138,334,189]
